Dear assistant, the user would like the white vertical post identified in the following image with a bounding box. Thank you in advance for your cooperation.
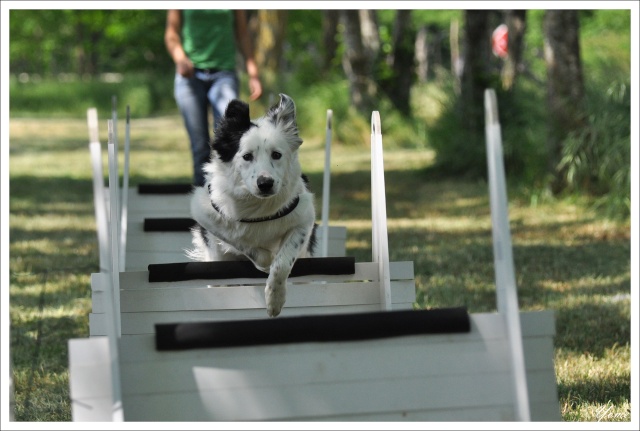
[484,89,531,421]
[371,111,392,310]
[106,119,123,421]
[119,106,131,269]
[107,121,122,338]
[320,109,333,257]
[87,108,109,272]
[111,96,119,258]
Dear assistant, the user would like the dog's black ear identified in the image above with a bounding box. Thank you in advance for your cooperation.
[212,100,254,162]
[224,100,251,128]
[266,93,303,149]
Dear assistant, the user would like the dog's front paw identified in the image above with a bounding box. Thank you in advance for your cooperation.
[265,280,286,317]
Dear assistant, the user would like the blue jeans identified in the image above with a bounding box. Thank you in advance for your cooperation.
[174,69,239,186]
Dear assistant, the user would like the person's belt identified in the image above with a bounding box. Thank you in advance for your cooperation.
[194,67,220,74]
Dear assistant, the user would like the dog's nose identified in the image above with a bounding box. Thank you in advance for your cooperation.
[257,176,274,193]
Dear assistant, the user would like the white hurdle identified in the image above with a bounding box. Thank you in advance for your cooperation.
[70,109,420,421]
[119,106,131,270]
[69,100,560,422]
[371,111,392,310]
[87,108,109,272]
[485,88,531,421]
[320,109,333,257]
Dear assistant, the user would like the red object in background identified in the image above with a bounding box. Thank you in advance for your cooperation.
[492,24,508,58]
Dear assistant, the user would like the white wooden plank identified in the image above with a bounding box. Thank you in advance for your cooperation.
[124,251,191,270]
[91,262,412,293]
[114,313,559,421]
[126,189,191,214]
[520,309,556,337]
[92,279,415,313]
[117,326,554,388]
[120,372,515,421]
[82,312,559,421]
[529,400,563,422]
[68,337,115,421]
[119,341,512,395]
[295,405,517,421]
[485,88,530,421]
[126,210,192,222]
[68,337,110,367]
[116,311,552,363]
[126,227,193,251]
[90,302,415,336]
[70,396,116,422]
[320,109,333,258]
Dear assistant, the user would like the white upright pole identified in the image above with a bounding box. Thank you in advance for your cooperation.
[371,112,392,310]
[87,108,109,272]
[320,109,333,257]
[106,119,123,421]
[484,89,531,421]
[119,106,131,270]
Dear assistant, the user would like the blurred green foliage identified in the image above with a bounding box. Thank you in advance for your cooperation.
[9,9,631,218]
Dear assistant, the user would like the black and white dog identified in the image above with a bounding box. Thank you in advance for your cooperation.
[189,94,317,317]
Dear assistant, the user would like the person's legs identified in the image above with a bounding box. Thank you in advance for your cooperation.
[208,70,239,131]
[174,73,211,186]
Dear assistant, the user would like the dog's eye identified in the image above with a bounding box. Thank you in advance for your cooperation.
[271,151,282,160]
[242,153,253,161]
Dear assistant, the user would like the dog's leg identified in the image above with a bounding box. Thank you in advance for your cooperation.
[264,226,312,317]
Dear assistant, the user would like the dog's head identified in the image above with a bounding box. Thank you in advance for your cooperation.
[210,93,303,199]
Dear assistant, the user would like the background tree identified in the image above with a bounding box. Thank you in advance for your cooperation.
[460,10,495,136]
[414,24,444,83]
[340,10,379,113]
[249,10,288,93]
[379,10,415,115]
[322,10,340,73]
[501,10,527,90]
[543,10,587,194]
[9,10,168,77]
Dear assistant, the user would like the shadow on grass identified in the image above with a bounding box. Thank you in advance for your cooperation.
[306,168,491,221]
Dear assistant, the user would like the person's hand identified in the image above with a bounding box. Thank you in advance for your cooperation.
[176,57,194,78]
[248,76,262,101]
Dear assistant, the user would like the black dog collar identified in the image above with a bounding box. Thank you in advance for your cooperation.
[208,184,300,223]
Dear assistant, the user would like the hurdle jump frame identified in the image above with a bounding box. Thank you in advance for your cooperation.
[69,92,560,421]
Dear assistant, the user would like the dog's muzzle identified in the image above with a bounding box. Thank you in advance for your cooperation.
[257,176,274,194]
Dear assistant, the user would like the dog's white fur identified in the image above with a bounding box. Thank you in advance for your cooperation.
[189,94,316,317]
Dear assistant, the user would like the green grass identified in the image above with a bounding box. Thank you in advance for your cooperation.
[8,114,631,422]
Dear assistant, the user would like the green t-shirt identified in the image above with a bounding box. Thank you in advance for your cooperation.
[181,10,237,71]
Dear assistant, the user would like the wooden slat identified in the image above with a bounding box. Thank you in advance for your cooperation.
[90,261,416,337]
[123,225,347,270]
[92,261,414,292]
[74,311,560,421]
[68,337,115,421]
[121,372,515,421]
[92,280,416,313]
[126,188,191,214]
[90,302,415,336]
[112,312,558,421]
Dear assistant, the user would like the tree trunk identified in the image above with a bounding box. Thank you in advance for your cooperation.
[383,10,414,115]
[322,10,340,72]
[450,19,461,93]
[460,10,493,134]
[501,10,527,91]
[543,10,587,193]
[340,10,378,113]
[358,10,380,59]
[253,10,288,89]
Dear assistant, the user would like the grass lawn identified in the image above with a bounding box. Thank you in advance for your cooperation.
[7,115,632,422]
